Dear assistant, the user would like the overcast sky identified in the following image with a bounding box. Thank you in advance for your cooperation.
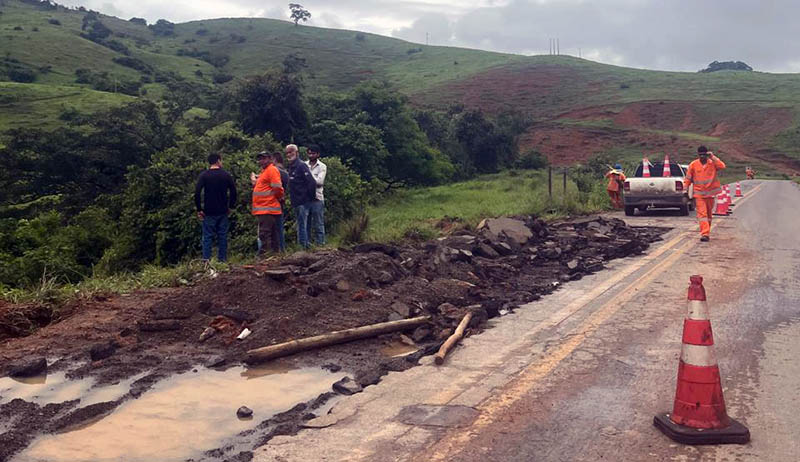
[57,0,800,73]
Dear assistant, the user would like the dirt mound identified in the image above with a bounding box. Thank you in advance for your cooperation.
[0,215,667,461]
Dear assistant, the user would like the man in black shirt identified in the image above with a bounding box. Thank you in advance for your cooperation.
[195,153,237,262]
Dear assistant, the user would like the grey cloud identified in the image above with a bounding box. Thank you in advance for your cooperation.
[392,13,454,45]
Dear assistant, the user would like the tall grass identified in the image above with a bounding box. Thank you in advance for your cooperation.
[352,169,610,243]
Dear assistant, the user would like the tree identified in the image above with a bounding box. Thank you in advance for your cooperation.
[289,3,311,26]
[230,70,308,142]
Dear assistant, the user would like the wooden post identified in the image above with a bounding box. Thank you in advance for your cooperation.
[246,316,431,363]
[434,312,473,365]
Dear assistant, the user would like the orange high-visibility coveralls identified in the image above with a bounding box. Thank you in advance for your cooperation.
[684,154,725,237]
[604,170,626,209]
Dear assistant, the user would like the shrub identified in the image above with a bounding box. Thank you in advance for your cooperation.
[129,17,146,26]
[195,28,208,36]
[8,68,36,83]
[48,18,60,25]
[13,26,23,31]
[514,149,549,170]
[355,32,365,42]
[105,39,130,55]
[149,19,175,36]
[212,72,233,84]
[112,56,152,73]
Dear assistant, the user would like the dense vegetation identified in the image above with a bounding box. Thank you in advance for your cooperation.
[0,59,535,290]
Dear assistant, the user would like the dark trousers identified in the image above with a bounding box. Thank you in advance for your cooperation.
[257,214,280,255]
[202,214,229,261]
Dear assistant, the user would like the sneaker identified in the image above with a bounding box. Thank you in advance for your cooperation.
[700,236,710,242]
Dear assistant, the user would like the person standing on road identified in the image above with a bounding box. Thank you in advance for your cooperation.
[273,151,290,252]
[684,146,726,242]
[285,144,318,249]
[305,144,327,246]
[195,153,237,262]
[604,163,626,209]
[252,151,284,255]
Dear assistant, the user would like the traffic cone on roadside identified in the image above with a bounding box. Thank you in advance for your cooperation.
[712,192,728,216]
[663,154,671,177]
[653,275,750,445]
[724,185,734,210]
[642,157,651,177]
[735,182,743,197]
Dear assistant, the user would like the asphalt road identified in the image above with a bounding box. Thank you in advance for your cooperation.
[256,180,800,462]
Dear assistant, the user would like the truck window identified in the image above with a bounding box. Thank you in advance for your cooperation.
[634,162,685,177]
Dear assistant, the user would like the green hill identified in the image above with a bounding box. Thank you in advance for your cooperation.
[2,0,800,172]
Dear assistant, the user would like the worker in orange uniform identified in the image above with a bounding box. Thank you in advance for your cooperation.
[745,166,755,180]
[684,146,725,242]
[604,163,626,209]
[252,151,284,255]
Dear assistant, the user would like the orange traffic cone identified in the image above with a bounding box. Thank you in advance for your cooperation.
[642,157,651,177]
[724,185,734,210]
[712,192,728,216]
[735,182,743,197]
[654,275,750,444]
[662,154,671,177]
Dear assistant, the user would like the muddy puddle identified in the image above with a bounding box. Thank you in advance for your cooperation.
[0,370,144,407]
[13,365,346,462]
[381,341,420,358]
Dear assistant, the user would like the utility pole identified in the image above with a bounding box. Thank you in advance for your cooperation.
[426,32,429,46]
[578,47,581,58]
[557,38,560,55]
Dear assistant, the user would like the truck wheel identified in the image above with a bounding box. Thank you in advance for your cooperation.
[679,204,689,216]
[625,206,636,216]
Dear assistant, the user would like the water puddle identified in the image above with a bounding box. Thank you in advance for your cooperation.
[16,366,346,462]
[381,341,420,358]
[0,371,143,407]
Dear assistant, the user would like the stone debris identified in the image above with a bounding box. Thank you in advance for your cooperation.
[332,377,363,395]
[237,406,253,418]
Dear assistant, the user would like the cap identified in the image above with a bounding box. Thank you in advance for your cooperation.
[614,163,622,169]
[697,145,708,154]
[255,151,272,159]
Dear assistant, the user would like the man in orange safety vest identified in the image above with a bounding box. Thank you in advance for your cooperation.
[252,151,284,255]
[684,146,725,242]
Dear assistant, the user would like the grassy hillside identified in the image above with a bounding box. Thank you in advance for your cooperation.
[3,0,800,171]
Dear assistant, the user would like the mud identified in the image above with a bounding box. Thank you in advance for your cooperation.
[0,215,667,461]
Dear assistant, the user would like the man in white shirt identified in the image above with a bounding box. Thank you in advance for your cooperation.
[306,144,327,245]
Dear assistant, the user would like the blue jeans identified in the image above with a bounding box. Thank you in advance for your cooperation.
[294,203,310,249]
[309,200,325,245]
[202,214,229,261]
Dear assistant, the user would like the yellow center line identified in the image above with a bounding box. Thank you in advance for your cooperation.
[728,182,764,209]
[419,234,696,462]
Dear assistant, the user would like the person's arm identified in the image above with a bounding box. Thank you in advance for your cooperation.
[270,168,284,201]
[227,173,237,211]
[303,164,317,197]
[711,153,726,170]
[194,173,205,218]
[684,164,694,190]
[314,164,327,187]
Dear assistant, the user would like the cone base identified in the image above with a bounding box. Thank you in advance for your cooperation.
[653,412,750,445]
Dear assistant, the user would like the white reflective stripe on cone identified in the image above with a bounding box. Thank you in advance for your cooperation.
[680,344,717,367]
[687,300,710,320]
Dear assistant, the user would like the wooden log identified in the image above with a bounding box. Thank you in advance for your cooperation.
[246,316,431,363]
[434,312,473,365]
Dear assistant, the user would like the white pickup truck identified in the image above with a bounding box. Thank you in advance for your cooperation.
[622,162,693,216]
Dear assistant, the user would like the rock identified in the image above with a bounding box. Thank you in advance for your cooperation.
[264,268,293,281]
[566,259,581,273]
[307,284,323,297]
[89,341,118,361]
[473,243,500,259]
[273,286,298,300]
[334,280,350,292]
[387,312,404,322]
[454,249,473,262]
[206,307,256,323]
[237,406,253,418]
[491,242,514,256]
[307,259,328,273]
[199,327,216,342]
[137,320,181,332]
[332,377,363,395]
[411,326,432,343]
[478,217,533,246]
[436,302,461,318]
[351,289,369,301]
[321,363,341,372]
[437,328,454,340]
[376,271,395,284]
[8,357,47,378]
[281,251,319,267]
[353,243,400,258]
[205,356,226,368]
[399,334,416,346]
[390,302,412,318]
[584,259,604,273]
[541,247,562,260]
